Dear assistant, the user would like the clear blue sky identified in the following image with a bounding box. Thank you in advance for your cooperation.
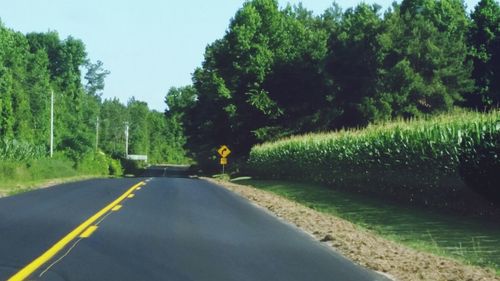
[0,0,480,111]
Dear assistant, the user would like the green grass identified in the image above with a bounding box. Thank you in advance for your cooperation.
[0,154,120,197]
[1,175,104,196]
[212,173,231,181]
[234,178,500,275]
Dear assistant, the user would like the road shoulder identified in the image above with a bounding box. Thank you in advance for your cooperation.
[0,175,111,198]
[206,178,499,281]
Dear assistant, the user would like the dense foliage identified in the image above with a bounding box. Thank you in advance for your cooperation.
[99,97,189,164]
[168,0,500,171]
[0,21,188,172]
[0,139,45,161]
[248,110,500,212]
[467,0,500,108]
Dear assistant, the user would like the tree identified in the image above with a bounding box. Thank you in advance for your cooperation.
[148,110,187,164]
[467,0,500,108]
[376,0,473,118]
[164,86,197,162]
[325,3,384,126]
[84,60,110,97]
[127,98,149,155]
[26,32,89,155]
[1,20,188,166]
[100,98,128,156]
[0,23,17,139]
[25,50,51,146]
[182,0,336,170]
[165,86,197,117]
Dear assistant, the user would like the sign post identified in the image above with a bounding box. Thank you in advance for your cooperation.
[217,145,231,174]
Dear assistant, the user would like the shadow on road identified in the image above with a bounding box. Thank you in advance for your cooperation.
[140,165,193,178]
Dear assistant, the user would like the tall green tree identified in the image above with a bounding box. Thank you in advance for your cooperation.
[0,24,17,139]
[1,20,187,166]
[84,60,110,97]
[376,0,473,118]
[164,86,196,162]
[9,32,33,142]
[100,98,128,156]
[467,0,500,108]
[25,50,51,146]
[148,110,187,164]
[26,31,95,159]
[127,98,149,155]
[165,86,197,116]
[325,3,384,126]
[184,0,335,170]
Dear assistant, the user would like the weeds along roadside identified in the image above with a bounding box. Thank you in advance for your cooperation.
[0,140,125,195]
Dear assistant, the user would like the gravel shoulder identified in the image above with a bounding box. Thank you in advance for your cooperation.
[206,178,500,281]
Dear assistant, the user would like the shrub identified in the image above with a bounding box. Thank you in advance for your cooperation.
[108,158,123,176]
[120,158,146,176]
[76,152,111,175]
[0,155,77,184]
[26,155,78,180]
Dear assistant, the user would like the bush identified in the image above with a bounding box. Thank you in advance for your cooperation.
[75,151,123,176]
[120,158,146,176]
[76,152,110,175]
[108,158,123,176]
[0,151,124,194]
[0,155,77,184]
[26,155,78,180]
[248,110,500,214]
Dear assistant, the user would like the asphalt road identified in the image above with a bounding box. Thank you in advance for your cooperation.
[0,166,390,281]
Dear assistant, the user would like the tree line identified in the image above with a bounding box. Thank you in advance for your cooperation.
[165,0,500,171]
[0,22,187,165]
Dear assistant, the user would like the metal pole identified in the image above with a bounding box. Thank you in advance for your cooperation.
[95,116,99,151]
[124,122,129,157]
[50,90,54,157]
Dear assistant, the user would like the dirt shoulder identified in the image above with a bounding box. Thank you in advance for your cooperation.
[206,178,499,281]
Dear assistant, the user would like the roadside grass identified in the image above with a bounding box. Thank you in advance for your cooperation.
[212,173,231,181]
[233,178,500,275]
[0,175,104,197]
[0,157,115,197]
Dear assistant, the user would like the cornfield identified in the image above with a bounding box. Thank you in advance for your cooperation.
[248,110,500,213]
[0,139,46,161]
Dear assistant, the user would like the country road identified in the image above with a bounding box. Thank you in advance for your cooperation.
[0,166,390,281]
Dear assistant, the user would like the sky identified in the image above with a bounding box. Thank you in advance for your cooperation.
[0,0,480,111]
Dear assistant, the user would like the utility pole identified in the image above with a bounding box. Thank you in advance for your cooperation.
[50,90,54,158]
[124,122,129,158]
[95,116,99,151]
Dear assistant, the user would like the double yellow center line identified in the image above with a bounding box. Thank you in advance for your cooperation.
[8,181,145,281]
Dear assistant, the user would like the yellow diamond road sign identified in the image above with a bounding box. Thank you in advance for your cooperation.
[218,145,231,158]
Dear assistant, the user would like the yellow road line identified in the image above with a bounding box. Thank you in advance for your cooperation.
[111,205,122,211]
[8,181,144,281]
[79,226,98,238]
[127,194,135,198]
[136,187,142,190]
